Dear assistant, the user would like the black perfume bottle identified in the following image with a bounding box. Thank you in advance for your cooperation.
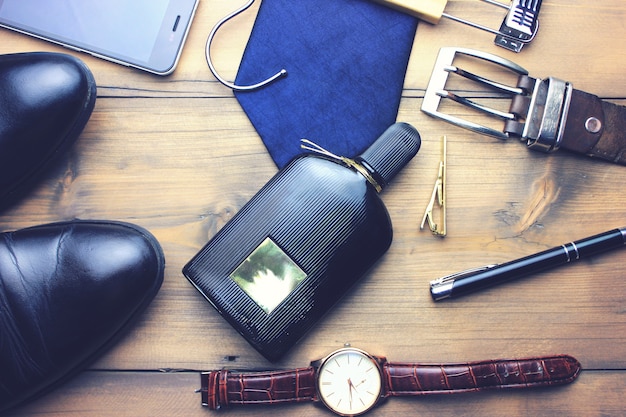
[183,123,421,361]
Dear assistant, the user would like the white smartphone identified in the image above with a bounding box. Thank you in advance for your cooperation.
[0,0,199,75]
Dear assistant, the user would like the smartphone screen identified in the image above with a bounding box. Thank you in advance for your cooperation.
[0,0,199,75]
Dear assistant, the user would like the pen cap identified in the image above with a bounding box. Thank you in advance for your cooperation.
[430,279,454,301]
[355,122,421,191]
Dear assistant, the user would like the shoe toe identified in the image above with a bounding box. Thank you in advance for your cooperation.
[0,52,97,206]
[0,220,164,412]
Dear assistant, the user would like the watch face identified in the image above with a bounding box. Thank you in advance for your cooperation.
[317,348,383,416]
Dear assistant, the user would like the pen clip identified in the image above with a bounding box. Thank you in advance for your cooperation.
[429,264,498,299]
[421,136,447,237]
[430,264,498,287]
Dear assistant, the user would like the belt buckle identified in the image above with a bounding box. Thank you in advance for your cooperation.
[421,47,573,153]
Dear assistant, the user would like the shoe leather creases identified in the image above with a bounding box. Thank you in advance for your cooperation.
[0,232,55,399]
[0,274,45,395]
[0,221,165,413]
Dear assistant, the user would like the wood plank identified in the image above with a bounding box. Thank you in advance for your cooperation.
[8,371,625,417]
[0,96,623,371]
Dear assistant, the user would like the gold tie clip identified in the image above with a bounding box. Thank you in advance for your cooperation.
[420,135,447,237]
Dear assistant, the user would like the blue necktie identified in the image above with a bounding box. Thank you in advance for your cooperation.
[234,0,418,168]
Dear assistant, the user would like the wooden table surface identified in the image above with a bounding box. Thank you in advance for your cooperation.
[1,1,625,416]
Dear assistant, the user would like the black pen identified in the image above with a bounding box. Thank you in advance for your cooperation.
[430,227,626,301]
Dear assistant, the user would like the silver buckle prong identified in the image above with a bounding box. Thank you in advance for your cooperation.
[437,90,517,122]
[422,47,528,140]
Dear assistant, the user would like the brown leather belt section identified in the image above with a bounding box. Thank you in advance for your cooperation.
[506,75,626,166]
[561,90,626,164]
[422,47,626,166]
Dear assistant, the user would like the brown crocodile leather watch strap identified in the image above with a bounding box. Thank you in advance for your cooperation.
[199,354,581,411]
[382,355,581,396]
[200,367,317,409]
[561,89,626,165]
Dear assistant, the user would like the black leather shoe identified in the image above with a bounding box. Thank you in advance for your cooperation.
[0,220,164,413]
[0,52,96,209]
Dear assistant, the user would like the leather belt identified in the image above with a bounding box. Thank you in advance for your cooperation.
[422,47,626,165]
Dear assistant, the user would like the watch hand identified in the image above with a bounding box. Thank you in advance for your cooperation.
[353,379,366,390]
[347,378,354,404]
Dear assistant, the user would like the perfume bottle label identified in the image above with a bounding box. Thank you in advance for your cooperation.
[230,237,307,314]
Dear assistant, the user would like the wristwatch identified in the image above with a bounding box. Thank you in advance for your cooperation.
[199,346,581,416]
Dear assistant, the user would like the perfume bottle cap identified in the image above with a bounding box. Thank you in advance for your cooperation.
[356,122,421,190]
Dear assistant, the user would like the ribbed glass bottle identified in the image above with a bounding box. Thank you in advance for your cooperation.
[183,122,421,361]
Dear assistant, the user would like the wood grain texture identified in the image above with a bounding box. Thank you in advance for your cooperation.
[1,0,625,415]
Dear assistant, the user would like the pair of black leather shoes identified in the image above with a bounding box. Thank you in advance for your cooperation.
[0,53,165,413]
